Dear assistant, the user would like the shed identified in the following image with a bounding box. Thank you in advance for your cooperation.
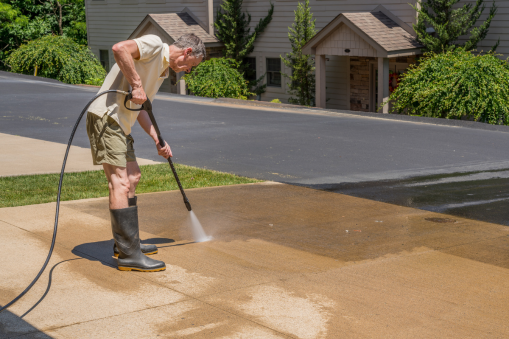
[303,6,423,112]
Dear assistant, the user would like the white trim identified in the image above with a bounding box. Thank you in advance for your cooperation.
[181,7,208,32]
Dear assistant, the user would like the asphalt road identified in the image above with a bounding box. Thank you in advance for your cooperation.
[2,72,509,225]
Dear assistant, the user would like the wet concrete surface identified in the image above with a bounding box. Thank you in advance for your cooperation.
[316,169,509,227]
[1,183,509,337]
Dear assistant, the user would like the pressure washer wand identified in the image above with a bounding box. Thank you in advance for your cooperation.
[124,94,192,211]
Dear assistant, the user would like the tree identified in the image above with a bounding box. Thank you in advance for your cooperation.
[36,0,87,42]
[214,0,273,91]
[413,0,499,53]
[183,58,253,99]
[281,0,316,106]
[6,35,105,84]
[0,1,52,68]
[0,0,87,69]
[388,49,509,125]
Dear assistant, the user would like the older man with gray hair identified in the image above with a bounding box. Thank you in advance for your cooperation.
[86,33,205,272]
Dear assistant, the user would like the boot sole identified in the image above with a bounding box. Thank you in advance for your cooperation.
[114,250,158,257]
[118,266,166,272]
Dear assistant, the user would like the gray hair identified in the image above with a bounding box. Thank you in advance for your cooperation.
[173,33,206,60]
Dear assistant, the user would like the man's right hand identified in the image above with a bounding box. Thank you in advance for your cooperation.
[130,86,147,105]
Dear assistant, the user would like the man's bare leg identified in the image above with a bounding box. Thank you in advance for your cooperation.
[104,162,165,271]
[103,163,130,210]
[126,161,141,199]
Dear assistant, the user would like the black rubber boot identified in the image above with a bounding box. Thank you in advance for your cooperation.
[113,196,158,257]
[110,206,166,272]
[128,196,137,207]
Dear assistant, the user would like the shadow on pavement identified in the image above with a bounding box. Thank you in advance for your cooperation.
[0,309,54,338]
[71,238,176,269]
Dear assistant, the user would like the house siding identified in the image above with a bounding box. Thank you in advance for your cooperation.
[315,24,378,57]
[86,0,508,106]
[451,0,508,56]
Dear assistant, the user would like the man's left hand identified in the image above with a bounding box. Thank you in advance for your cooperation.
[156,142,172,159]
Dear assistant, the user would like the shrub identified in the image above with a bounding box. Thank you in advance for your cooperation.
[6,35,105,84]
[388,49,509,125]
[183,58,253,99]
[84,77,105,86]
[270,98,281,103]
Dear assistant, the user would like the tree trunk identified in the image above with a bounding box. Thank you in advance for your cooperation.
[57,1,63,35]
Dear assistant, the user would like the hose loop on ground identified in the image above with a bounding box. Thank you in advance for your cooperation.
[0,89,126,314]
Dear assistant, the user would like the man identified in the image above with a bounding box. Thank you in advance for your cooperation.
[86,33,205,272]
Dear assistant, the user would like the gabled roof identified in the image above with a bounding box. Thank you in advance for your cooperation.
[129,12,221,47]
[344,12,421,52]
[303,9,423,57]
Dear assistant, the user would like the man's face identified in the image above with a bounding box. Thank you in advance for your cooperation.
[171,47,203,73]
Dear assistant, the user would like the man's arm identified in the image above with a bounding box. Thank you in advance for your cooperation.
[111,40,147,105]
[137,110,172,159]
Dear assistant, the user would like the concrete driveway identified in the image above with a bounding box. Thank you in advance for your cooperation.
[1,183,509,338]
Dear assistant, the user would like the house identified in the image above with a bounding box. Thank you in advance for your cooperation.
[85,0,508,111]
[128,11,222,94]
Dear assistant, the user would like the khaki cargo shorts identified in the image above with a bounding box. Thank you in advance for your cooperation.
[86,112,136,168]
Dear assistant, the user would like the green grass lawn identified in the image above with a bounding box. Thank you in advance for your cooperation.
[0,163,261,208]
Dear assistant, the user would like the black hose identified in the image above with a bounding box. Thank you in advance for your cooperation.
[0,89,128,314]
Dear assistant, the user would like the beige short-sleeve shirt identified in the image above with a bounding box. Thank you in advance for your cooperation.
[88,34,170,135]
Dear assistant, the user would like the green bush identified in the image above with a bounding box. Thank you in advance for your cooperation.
[84,77,105,86]
[183,58,253,99]
[270,98,281,103]
[6,35,105,84]
[388,49,509,125]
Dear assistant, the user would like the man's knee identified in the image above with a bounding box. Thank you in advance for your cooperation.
[130,171,141,186]
[109,175,131,194]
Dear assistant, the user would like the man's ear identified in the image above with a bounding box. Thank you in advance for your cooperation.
[185,47,193,57]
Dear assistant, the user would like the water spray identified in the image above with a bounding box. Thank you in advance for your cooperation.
[124,94,212,243]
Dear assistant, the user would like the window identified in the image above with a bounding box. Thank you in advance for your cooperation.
[99,50,109,71]
[266,58,281,87]
[243,57,257,82]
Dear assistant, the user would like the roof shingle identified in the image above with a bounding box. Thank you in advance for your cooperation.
[148,13,219,44]
[343,12,422,52]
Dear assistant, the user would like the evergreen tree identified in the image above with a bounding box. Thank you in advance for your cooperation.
[214,0,273,92]
[413,0,498,53]
[281,0,316,106]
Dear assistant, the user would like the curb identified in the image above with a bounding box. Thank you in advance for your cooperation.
[212,97,509,133]
[215,97,308,111]
[0,70,64,84]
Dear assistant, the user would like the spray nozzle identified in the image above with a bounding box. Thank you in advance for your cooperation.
[185,200,192,212]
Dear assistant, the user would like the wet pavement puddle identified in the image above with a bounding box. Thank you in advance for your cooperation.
[310,169,509,226]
